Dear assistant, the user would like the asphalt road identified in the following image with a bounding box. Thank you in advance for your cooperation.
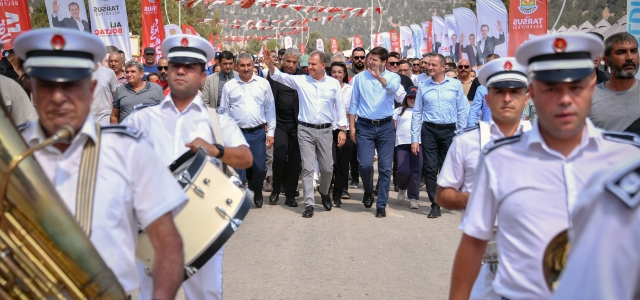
[137,178,463,300]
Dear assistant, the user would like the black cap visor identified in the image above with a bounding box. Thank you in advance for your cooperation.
[487,80,528,89]
[168,56,206,65]
[26,66,92,82]
[529,68,593,83]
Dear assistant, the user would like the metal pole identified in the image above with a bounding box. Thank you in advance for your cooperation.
[178,2,182,27]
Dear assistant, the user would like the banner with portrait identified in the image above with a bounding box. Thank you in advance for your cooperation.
[87,0,131,60]
[444,15,459,61]
[410,24,423,58]
[398,26,414,58]
[476,0,509,65]
[316,38,324,52]
[0,1,31,45]
[140,0,164,60]
[165,24,182,37]
[299,43,305,55]
[284,36,292,49]
[389,29,400,53]
[432,16,446,55]
[453,7,478,65]
[330,37,338,54]
[45,0,90,32]
[352,35,363,49]
[509,0,547,56]
[422,21,432,55]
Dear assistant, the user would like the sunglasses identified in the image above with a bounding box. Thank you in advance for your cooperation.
[388,62,400,66]
[157,66,169,71]
[458,65,470,69]
[353,56,365,60]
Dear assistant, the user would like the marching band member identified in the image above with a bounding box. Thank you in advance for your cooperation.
[14,28,186,298]
[436,57,531,300]
[449,32,640,300]
[123,35,252,300]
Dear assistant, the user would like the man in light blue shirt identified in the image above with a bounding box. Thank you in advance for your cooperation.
[466,85,491,126]
[349,47,401,218]
[410,53,469,218]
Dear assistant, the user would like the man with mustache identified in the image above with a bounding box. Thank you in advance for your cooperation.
[348,47,366,79]
[449,32,640,300]
[589,32,640,135]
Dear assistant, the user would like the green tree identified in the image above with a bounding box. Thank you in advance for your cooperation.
[30,1,50,29]
[266,40,280,51]
[338,37,351,51]
[465,0,510,11]
[305,31,323,55]
[246,38,262,55]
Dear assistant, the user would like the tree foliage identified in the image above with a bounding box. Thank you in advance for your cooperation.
[246,38,263,55]
[464,0,510,12]
[338,37,351,51]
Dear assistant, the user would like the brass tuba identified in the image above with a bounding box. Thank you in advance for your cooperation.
[0,101,125,299]
[542,229,570,292]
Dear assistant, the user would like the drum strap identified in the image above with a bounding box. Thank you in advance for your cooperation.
[75,124,101,236]
[479,121,491,149]
[207,108,224,144]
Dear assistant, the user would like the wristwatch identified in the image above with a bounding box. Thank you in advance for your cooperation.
[214,143,225,158]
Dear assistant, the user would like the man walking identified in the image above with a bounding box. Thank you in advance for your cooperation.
[110,60,164,123]
[411,54,469,218]
[108,51,126,85]
[142,47,158,80]
[203,51,238,108]
[348,47,366,78]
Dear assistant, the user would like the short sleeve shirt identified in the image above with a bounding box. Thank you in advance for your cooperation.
[91,65,119,124]
[113,81,165,121]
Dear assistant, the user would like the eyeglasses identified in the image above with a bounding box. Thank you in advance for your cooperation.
[388,62,400,66]
[353,56,365,60]
[458,65,470,69]
[157,66,169,71]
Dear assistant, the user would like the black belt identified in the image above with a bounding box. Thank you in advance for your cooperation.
[241,124,266,132]
[358,116,393,125]
[424,121,456,130]
[299,121,332,129]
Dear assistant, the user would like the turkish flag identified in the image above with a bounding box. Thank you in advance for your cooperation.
[182,24,198,35]
[0,0,31,45]
[241,0,256,9]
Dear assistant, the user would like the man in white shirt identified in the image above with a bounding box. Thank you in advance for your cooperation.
[14,28,185,298]
[413,54,432,86]
[449,32,640,300]
[219,52,276,207]
[123,35,253,300]
[264,49,347,218]
[436,58,531,300]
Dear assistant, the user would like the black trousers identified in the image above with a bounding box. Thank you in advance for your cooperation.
[420,122,456,206]
[332,129,354,197]
[271,122,301,197]
[349,143,359,183]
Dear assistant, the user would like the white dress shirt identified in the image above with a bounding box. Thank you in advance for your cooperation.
[552,154,640,300]
[333,83,353,129]
[461,120,640,300]
[269,68,347,127]
[122,95,248,165]
[219,74,276,136]
[21,117,188,293]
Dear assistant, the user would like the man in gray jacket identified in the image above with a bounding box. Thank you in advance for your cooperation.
[202,51,238,108]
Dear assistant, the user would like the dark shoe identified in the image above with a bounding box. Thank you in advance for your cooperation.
[374,184,378,196]
[268,192,279,205]
[428,205,439,218]
[393,184,399,192]
[376,208,386,218]
[349,181,359,188]
[333,193,343,207]
[295,190,301,197]
[302,206,314,218]
[254,191,263,208]
[285,196,298,207]
[341,190,350,199]
[363,192,374,208]
[436,205,442,216]
[321,193,332,211]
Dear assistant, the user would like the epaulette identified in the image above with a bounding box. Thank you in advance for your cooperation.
[605,160,640,209]
[133,102,159,111]
[100,125,142,139]
[456,125,479,135]
[216,107,226,114]
[603,131,640,147]
[482,135,522,155]
[16,122,31,131]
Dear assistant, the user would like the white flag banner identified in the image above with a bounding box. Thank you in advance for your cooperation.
[316,38,324,52]
[380,32,391,51]
[432,16,446,55]
[164,24,182,37]
[453,7,478,65]
[445,14,458,62]
[421,21,430,55]
[399,26,414,58]
[284,36,293,49]
[87,0,131,60]
[476,0,509,65]
[409,24,423,58]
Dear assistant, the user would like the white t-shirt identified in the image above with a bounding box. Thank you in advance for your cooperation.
[393,106,418,146]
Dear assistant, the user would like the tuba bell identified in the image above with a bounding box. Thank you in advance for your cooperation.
[542,229,570,292]
[0,100,125,299]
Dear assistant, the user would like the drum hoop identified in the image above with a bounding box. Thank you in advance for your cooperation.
[171,149,208,191]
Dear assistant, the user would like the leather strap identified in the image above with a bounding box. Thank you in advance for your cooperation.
[207,107,223,144]
[75,124,101,236]
[479,121,491,150]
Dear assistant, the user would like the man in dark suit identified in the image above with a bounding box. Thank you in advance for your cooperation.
[51,1,91,33]
[401,40,412,58]
[477,21,505,65]
[432,34,441,54]
[450,34,461,63]
[461,33,479,67]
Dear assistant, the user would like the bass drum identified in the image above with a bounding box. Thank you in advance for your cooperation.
[136,148,252,279]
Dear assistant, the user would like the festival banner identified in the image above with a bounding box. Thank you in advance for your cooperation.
[389,29,400,53]
[284,36,292,48]
[453,7,478,65]
[379,32,391,51]
[509,0,547,56]
[476,0,509,65]
[165,24,182,36]
[421,21,432,54]
[399,26,414,58]
[140,0,164,60]
[88,0,131,60]
[432,16,446,55]
[316,38,324,52]
[300,43,306,55]
[0,1,31,45]
[182,24,198,36]
[410,24,423,58]
[370,32,381,48]
[330,37,338,54]
[45,0,90,32]
[352,35,363,49]
[445,14,458,61]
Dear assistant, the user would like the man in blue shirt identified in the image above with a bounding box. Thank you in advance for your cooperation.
[142,47,158,80]
[466,85,490,126]
[349,47,401,218]
[411,53,469,218]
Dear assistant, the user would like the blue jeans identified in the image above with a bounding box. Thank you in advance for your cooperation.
[237,129,267,194]
[356,120,395,208]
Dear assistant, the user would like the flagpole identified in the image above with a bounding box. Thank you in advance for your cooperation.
[179,1,182,27]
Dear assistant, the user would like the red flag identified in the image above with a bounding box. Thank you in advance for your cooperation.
[142,0,166,60]
[353,35,363,48]
[182,24,198,35]
[327,16,335,22]
[389,30,400,52]
[209,33,215,47]
[330,38,338,54]
[341,13,347,19]
[241,0,256,8]
[301,19,309,26]
[293,5,304,11]
[316,7,326,13]
[0,1,31,46]
[375,7,382,14]
[509,0,547,56]
[307,6,316,12]
[356,8,365,17]
[328,7,342,13]
[300,44,306,55]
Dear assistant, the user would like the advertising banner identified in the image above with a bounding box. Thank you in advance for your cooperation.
[423,21,432,54]
[476,0,509,65]
[140,0,164,60]
[352,35,363,49]
[445,14,458,61]
[300,43,306,55]
[410,24,423,58]
[330,37,338,54]
[509,0,547,56]
[453,7,478,65]
[88,0,131,59]
[316,38,324,52]
[165,24,181,37]
[0,1,30,45]
[284,36,292,49]
[389,29,400,53]
[399,26,414,58]
[45,0,90,33]
[182,24,198,36]
[432,16,445,54]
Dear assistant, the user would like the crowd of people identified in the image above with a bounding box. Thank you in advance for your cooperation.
[0,25,639,300]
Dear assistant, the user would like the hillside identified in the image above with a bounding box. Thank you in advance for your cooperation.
[548,0,626,29]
